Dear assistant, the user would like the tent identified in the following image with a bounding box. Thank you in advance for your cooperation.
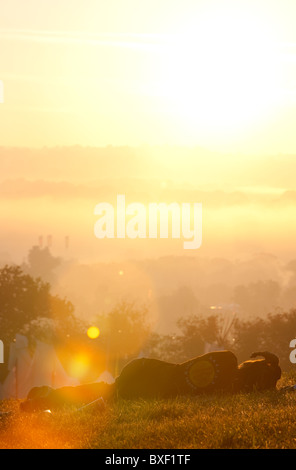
[28,340,80,391]
[1,334,33,399]
[203,342,225,354]
[0,334,79,399]
[204,305,238,354]
[95,370,115,384]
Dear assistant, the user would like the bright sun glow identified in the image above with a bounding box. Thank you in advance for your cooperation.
[87,326,100,339]
[151,10,282,140]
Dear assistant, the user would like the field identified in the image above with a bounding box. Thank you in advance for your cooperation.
[1,371,296,450]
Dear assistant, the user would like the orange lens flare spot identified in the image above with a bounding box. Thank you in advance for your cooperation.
[69,354,90,379]
[87,326,100,339]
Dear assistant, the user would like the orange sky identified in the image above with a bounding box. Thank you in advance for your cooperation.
[1,2,296,267]
[1,0,296,154]
[0,147,295,266]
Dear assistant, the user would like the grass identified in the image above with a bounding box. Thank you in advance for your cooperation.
[1,371,296,449]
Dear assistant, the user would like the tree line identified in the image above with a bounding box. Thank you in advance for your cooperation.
[0,264,295,385]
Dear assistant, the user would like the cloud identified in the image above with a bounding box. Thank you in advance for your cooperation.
[0,146,295,202]
[0,177,287,210]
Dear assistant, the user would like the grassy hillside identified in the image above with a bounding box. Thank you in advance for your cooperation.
[1,371,296,449]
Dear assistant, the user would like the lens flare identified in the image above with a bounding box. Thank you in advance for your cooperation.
[87,326,100,339]
[68,353,90,380]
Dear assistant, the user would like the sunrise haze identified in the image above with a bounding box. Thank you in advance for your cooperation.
[1,1,296,329]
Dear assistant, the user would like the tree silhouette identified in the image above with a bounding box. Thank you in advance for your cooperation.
[22,245,61,283]
[0,264,79,382]
[232,309,296,368]
[95,301,151,376]
[0,265,51,344]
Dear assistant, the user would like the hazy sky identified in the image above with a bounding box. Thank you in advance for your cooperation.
[1,2,296,267]
[1,0,296,153]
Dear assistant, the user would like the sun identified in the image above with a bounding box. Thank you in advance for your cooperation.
[151,9,281,141]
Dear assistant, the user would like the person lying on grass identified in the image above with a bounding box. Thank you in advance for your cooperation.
[20,350,281,412]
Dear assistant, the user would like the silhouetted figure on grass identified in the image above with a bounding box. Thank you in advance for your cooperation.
[236,351,281,392]
[20,350,281,412]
